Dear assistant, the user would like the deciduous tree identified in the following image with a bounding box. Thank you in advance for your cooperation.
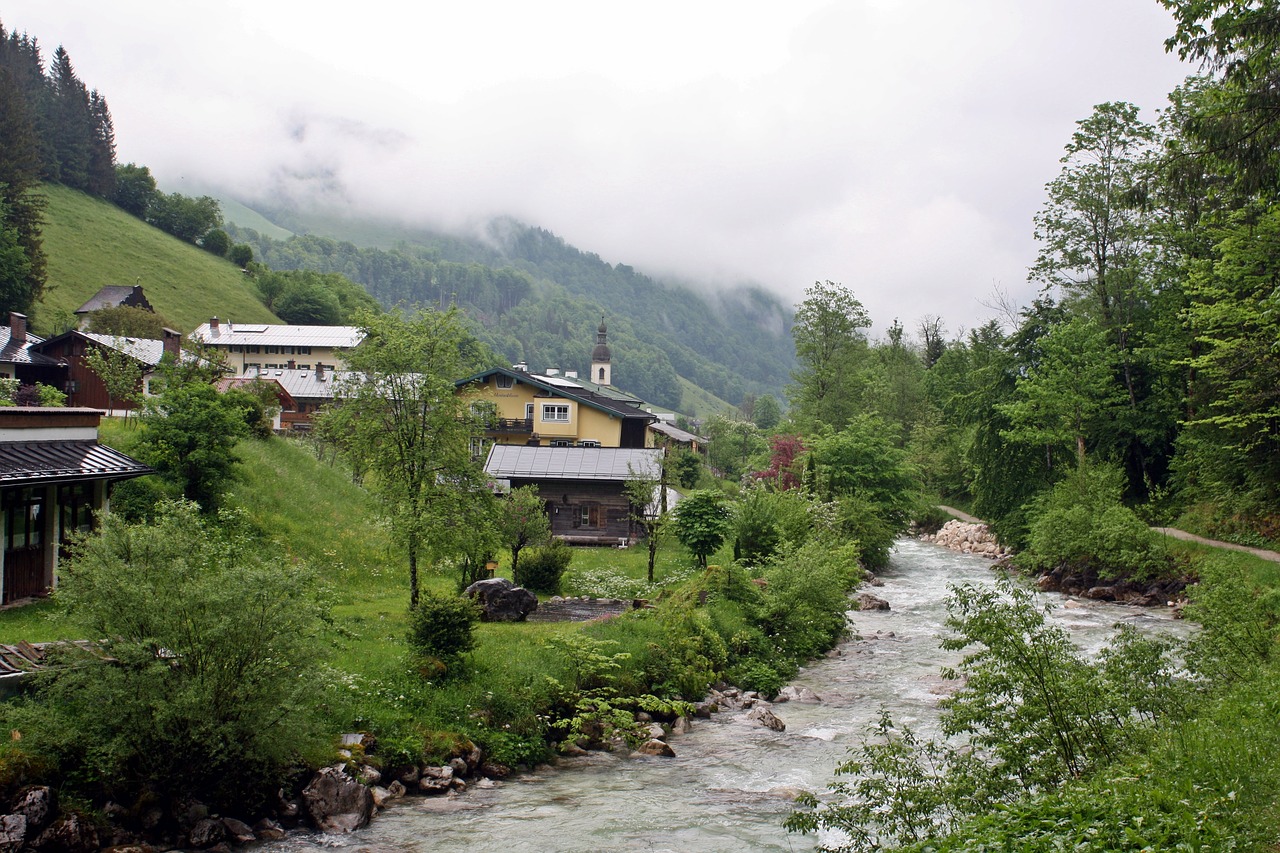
[324,308,488,608]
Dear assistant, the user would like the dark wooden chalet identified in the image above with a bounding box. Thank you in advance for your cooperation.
[33,329,183,412]
[0,408,152,604]
[484,445,663,546]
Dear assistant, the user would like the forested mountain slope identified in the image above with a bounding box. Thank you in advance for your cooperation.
[225,208,795,411]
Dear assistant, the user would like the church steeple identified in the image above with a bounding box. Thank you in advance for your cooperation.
[591,316,612,386]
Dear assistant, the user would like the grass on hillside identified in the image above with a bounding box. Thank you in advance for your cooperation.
[33,184,279,335]
[676,375,736,420]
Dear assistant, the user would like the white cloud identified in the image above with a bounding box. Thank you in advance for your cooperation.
[5,0,1191,333]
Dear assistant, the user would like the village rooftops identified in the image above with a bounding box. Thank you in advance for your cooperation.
[189,320,364,350]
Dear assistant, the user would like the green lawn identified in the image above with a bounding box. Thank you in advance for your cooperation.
[33,183,279,335]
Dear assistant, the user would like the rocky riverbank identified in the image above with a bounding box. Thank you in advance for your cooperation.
[919,519,1012,559]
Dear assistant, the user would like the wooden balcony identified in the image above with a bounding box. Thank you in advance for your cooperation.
[484,417,534,434]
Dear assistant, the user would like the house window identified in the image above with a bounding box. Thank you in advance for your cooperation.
[578,439,600,448]
[542,404,570,422]
[58,482,94,541]
[579,504,604,528]
[525,403,535,421]
[496,375,514,389]
[550,439,572,447]
[3,488,44,551]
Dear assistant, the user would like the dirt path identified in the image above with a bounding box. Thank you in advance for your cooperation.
[1151,527,1280,563]
[936,505,984,525]
[935,506,1280,564]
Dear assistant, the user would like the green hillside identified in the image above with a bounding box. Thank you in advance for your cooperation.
[33,184,279,335]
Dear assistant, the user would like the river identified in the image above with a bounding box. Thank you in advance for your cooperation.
[272,537,1192,852]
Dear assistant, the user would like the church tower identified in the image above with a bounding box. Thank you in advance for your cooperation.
[591,317,612,386]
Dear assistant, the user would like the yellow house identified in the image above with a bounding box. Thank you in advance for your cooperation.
[456,366,656,449]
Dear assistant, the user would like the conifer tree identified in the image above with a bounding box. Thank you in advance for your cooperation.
[0,67,46,314]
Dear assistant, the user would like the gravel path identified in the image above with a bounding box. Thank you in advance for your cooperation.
[935,505,1280,564]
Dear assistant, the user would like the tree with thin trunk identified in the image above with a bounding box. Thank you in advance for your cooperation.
[83,340,144,418]
[625,452,669,583]
[497,485,550,586]
[322,308,487,609]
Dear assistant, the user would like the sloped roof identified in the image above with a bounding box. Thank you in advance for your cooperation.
[0,440,152,486]
[457,367,655,423]
[81,333,166,366]
[649,420,703,444]
[485,445,662,481]
[241,366,352,400]
[0,328,61,368]
[191,322,364,349]
[74,285,151,315]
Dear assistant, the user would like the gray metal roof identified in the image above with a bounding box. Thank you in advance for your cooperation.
[484,445,662,481]
[191,322,364,350]
[241,366,352,400]
[649,420,702,444]
[0,440,152,486]
[81,333,166,366]
[0,328,61,368]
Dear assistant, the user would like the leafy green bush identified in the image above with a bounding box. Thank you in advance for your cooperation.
[11,501,328,813]
[1023,465,1168,580]
[408,593,481,666]
[760,540,862,661]
[520,539,573,594]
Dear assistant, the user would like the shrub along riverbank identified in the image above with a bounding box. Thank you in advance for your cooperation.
[0,431,873,847]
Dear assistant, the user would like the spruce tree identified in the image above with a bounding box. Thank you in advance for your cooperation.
[0,67,46,314]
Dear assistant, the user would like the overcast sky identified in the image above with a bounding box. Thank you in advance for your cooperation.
[6,1,1193,336]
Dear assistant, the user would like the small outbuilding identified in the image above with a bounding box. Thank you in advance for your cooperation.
[0,408,152,604]
[484,445,664,546]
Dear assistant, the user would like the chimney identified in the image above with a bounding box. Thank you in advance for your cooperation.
[316,363,326,381]
[8,313,26,344]
[210,317,220,336]
[162,328,181,359]
[546,367,560,376]
[564,370,578,379]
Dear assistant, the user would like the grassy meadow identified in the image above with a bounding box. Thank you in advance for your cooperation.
[33,184,279,335]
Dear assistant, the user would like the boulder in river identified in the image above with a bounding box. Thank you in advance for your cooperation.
[302,765,374,833]
[746,707,786,732]
[775,685,822,704]
[854,592,890,611]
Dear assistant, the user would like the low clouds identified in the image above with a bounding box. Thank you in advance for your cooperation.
[7,0,1191,334]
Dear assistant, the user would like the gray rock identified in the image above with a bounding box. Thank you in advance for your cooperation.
[465,578,539,622]
[854,592,890,611]
[633,739,676,757]
[357,764,382,785]
[253,818,287,841]
[189,818,226,849]
[10,786,53,835]
[0,815,27,853]
[32,815,99,853]
[775,685,822,703]
[746,706,787,731]
[221,817,256,844]
[671,716,693,735]
[387,780,407,800]
[301,765,374,834]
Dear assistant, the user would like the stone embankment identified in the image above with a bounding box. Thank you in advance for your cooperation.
[919,519,1012,560]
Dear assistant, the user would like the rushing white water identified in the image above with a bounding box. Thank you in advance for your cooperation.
[271,538,1191,852]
